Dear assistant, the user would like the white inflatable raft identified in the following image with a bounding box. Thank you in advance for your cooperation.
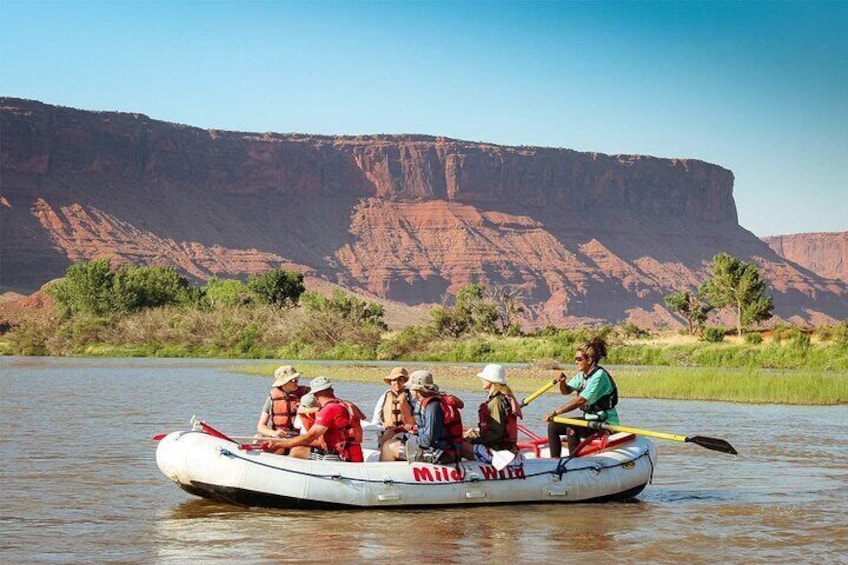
[156,426,657,508]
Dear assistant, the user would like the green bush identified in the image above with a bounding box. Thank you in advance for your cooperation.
[204,277,253,307]
[744,332,764,344]
[248,269,305,308]
[701,326,726,343]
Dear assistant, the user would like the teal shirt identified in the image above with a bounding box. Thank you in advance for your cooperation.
[567,366,620,424]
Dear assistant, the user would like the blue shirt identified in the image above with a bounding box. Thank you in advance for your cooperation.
[415,397,446,450]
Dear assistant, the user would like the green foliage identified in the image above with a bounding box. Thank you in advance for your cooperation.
[616,322,650,340]
[47,260,193,317]
[663,290,712,335]
[455,284,498,333]
[205,277,253,307]
[430,305,470,338]
[111,264,193,312]
[744,332,764,344]
[247,269,305,308]
[300,290,387,329]
[815,321,848,347]
[295,290,387,355]
[431,284,501,338]
[378,325,439,360]
[700,253,774,336]
[484,284,526,334]
[47,259,116,317]
[701,326,726,343]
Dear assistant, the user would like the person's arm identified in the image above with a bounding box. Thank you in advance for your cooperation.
[275,424,326,448]
[544,374,586,421]
[545,396,587,421]
[417,402,437,449]
[371,392,387,426]
[257,397,282,437]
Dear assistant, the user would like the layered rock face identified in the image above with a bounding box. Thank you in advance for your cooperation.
[2,98,846,327]
[763,232,848,284]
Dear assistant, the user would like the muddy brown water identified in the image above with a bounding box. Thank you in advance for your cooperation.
[1,357,846,564]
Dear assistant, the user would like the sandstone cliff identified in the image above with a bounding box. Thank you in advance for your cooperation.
[2,98,845,327]
[763,232,848,284]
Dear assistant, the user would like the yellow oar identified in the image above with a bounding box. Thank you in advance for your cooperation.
[552,416,737,455]
[520,374,563,407]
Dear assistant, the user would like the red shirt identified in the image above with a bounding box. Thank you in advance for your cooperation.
[315,401,350,451]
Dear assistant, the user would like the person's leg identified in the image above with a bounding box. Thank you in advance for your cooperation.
[566,426,595,455]
[547,420,569,458]
[288,446,311,459]
[460,440,476,461]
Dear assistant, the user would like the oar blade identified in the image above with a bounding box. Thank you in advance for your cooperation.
[688,435,738,455]
[491,450,516,471]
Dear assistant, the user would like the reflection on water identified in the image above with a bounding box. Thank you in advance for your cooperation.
[1,357,847,564]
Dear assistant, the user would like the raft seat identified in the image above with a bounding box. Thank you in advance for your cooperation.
[517,432,636,459]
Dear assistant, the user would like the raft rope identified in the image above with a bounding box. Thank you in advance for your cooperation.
[213,440,654,487]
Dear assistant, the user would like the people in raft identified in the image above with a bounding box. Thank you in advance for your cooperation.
[380,370,464,464]
[460,363,524,465]
[271,376,366,462]
[256,365,310,442]
[543,336,620,457]
[370,366,417,447]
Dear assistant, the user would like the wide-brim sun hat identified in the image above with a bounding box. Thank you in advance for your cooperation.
[272,365,302,387]
[477,363,506,385]
[408,370,439,393]
[309,375,333,394]
[383,366,409,383]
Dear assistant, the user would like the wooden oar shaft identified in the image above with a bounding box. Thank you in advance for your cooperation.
[553,416,688,443]
[521,378,558,407]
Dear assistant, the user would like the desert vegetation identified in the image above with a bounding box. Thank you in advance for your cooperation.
[1,258,846,404]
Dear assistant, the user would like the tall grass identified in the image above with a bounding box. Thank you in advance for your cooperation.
[236,363,847,405]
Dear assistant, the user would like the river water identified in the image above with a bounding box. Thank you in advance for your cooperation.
[1,357,846,564]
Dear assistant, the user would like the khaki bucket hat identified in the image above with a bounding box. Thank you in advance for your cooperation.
[384,366,409,383]
[273,365,301,387]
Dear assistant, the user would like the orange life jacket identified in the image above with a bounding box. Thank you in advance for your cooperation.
[380,390,416,429]
[420,393,464,454]
[478,392,523,449]
[270,385,310,433]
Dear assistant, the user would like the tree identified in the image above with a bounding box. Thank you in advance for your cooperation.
[112,265,192,312]
[247,269,305,308]
[485,284,526,335]
[47,259,116,317]
[700,253,774,336]
[454,284,498,334]
[204,277,253,307]
[297,290,387,349]
[664,290,712,335]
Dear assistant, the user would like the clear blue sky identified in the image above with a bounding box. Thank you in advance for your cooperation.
[2,0,846,236]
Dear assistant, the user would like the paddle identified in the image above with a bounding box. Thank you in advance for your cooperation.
[491,449,516,471]
[520,373,563,407]
[552,416,738,455]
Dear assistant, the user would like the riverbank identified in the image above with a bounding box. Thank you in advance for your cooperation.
[235,363,848,406]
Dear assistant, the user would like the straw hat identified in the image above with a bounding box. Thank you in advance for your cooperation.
[272,365,301,387]
[383,366,409,383]
[408,370,439,393]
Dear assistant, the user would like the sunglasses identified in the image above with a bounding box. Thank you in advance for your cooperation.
[574,356,586,362]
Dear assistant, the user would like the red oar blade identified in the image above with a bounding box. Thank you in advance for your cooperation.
[688,435,737,455]
[152,433,167,441]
